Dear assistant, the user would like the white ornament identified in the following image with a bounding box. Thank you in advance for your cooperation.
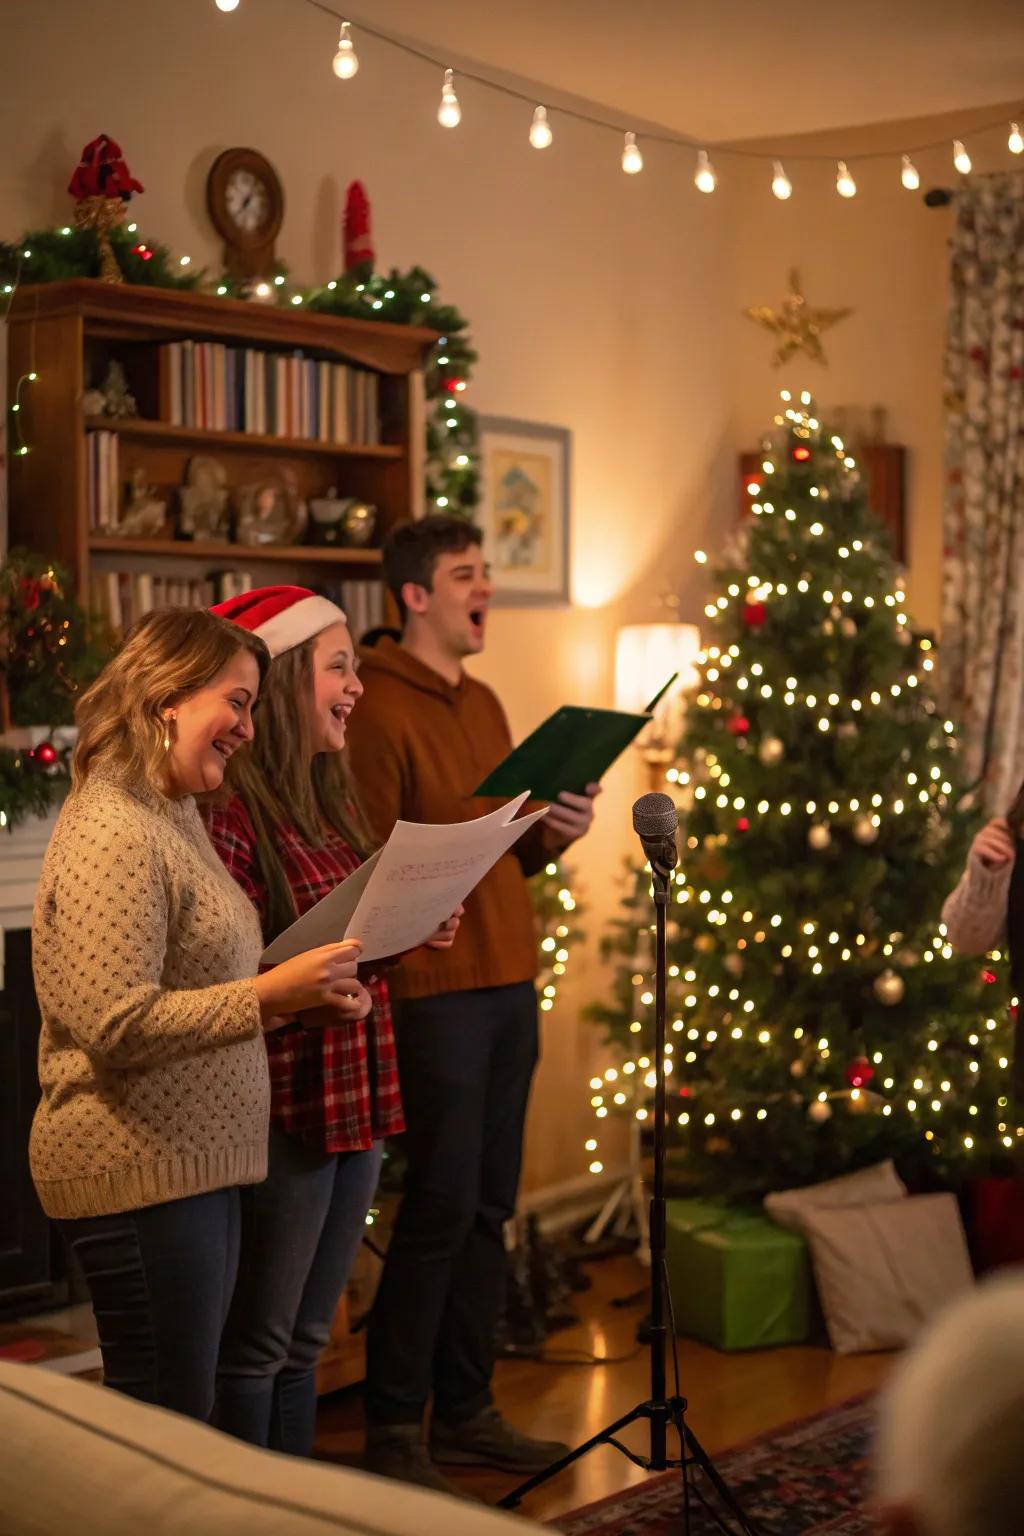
[809,1099,833,1124]
[853,814,879,845]
[808,823,832,851]
[873,968,905,1006]
[758,735,785,766]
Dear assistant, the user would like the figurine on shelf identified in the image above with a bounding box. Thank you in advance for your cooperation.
[307,488,377,548]
[83,360,138,419]
[235,469,308,547]
[178,455,230,541]
[115,469,167,537]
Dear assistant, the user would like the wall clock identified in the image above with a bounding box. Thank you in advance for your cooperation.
[206,148,284,279]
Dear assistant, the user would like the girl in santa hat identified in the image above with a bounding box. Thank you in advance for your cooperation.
[205,585,458,1458]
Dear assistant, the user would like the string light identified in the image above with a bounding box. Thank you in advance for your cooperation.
[953,139,972,174]
[529,105,553,149]
[771,160,792,200]
[438,68,461,128]
[622,132,643,174]
[694,149,717,193]
[214,0,240,10]
[332,21,359,79]
[836,161,857,198]
[10,371,38,457]
[900,154,920,190]
[1010,122,1024,155]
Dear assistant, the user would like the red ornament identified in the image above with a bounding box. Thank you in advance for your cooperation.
[844,1056,874,1089]
[742,601,767,630]
[131,243,153,261]
[727,715,751,736]
[18,577,42,612]
[68,135,144,202]
[33,742,58,767]
[982,968,997,985]
[342,180,374,272]
[736,817,750,833]
[792,445,812,463]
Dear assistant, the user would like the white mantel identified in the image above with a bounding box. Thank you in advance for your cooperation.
[0,806,60,987]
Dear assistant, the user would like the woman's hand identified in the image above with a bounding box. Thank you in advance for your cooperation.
[253,940,363,1026]
[425,905,464,951]
[297,985,373,1030]
[971,817,1016,870]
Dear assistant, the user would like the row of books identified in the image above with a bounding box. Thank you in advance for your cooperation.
[158,342,381,444]
[88,431,122,532]
[89,570,385,639]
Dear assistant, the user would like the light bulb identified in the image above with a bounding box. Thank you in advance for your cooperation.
[215,0,239,10]
[622,132,643,174]
[900,154,920,190]
[1010,122,1024,155]
[438,68,461,128]
[771,159,792,200]
[529,105,553,149]
[836,160,856,198]
[953,139,972,174]
[332,21,358,79]
[695,149,717,193]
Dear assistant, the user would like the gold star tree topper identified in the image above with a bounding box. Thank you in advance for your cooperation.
[745,270,853,367]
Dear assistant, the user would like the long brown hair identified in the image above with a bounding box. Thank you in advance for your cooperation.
[73,609,269,792]
[224,636,372,940]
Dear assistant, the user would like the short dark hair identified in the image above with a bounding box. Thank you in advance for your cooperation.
[383,515,483,624]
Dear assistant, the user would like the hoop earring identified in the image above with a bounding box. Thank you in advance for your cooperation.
[162,712,176,753]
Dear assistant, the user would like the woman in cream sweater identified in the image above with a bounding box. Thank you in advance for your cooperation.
[31,608,369,1423]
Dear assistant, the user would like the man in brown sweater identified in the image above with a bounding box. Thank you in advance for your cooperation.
[347,515,599,1490]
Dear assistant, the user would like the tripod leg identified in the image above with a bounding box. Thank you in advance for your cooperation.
[681,1421,763,1536]
[497,1403,651,1509]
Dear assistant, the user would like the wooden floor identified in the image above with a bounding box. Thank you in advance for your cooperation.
[314,1252,893,1523]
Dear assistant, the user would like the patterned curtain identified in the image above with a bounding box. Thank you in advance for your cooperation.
[942,173,1024,813]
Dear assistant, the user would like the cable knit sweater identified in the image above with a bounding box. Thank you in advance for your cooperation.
[940,851,1014,954]
[30,770,269,1220]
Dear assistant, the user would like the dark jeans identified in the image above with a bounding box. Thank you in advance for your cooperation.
[60,1187,240,1423]
[216,1125,382,1456]
[366,980,539,1426]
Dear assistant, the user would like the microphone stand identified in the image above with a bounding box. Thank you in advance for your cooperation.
[498,851,761,1533]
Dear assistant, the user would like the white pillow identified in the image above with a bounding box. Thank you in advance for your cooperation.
[0,1359,541,1536]
[800,1193,974,1354]
[764,1159,907,1233]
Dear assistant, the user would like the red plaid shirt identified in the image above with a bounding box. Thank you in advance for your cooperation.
[206,796,404,1154]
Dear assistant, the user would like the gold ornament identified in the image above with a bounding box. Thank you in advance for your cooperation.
[808,823,832,851]
[841,617,858,638]
[694,934,716,954]
[808,1099,833,1124]
[789,1059,806,1078]
[873,968,905,1006]
[72,195,127,283]
[853,814,879,845]
[744,269,853,368]
[758,735,785,766]
[724,953,744,976]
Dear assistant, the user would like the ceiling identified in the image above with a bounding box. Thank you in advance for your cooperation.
[353,0,1024,142]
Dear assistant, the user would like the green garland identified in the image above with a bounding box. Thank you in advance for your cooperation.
[0,224,202,293]
[0,549,107,726]
[0,744,69,833]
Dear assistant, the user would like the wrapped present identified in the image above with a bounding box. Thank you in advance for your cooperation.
[664,1198,811,1351]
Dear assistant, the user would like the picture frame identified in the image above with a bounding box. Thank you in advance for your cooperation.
[475,416,571,605]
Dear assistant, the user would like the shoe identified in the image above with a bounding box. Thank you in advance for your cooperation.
[365,1423,463,1496]
[430,1406,571,1472]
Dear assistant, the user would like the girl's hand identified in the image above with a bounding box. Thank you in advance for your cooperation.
[298,984,373,1029]
[253,940,363,1026]
[971,818,1016,870]
[425,905,464,951]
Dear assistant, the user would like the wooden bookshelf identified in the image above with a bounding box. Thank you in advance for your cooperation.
[6,280,436,628]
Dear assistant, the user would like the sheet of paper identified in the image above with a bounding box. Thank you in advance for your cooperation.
[261,793,545,965]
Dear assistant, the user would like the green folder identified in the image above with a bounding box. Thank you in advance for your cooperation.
[473,676,677,801]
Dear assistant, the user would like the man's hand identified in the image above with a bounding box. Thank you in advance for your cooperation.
[545,782,602,847]
[425,905,464,950]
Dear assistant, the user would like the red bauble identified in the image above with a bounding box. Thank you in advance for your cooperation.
[844,1056,874,1089]
[727,715,751,736]
[736,817,750,833]
[742,601,767,630]
[982,968,997,985]
[792,445,812,463]
[132,243,153,262]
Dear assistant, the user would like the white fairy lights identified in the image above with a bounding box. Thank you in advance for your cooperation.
[438,68,461,128]
[695,149,717,193]
[622,132,643,174]
[836,160,857,198]
[900,155,921,190]
[1010,122,1024,155]
[771,159,792,200]
[953,139,972,174]
[332,21,358,78]
[529,105,553,149]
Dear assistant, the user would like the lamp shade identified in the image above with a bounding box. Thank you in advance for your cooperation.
[615,623,701,717]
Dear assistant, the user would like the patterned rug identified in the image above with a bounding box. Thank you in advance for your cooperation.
[555,1397,876,1535]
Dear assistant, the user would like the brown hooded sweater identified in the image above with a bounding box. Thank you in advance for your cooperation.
[347,637,563,1000]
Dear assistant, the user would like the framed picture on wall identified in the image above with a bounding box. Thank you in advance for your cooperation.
[475,416,571,605]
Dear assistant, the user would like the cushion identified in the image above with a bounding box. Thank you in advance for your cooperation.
[799,1192,974,1354]
[763,1159,907,1233]
[0,1360,542,1536]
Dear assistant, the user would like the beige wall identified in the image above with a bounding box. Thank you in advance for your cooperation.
[3,3,1009,1193]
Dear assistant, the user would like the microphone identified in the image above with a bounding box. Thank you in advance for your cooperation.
[632,792,679,882]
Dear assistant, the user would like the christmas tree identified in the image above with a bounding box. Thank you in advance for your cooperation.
[587,391,1018,1197]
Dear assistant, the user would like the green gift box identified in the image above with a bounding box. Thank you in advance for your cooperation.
[664,1198,810,1351]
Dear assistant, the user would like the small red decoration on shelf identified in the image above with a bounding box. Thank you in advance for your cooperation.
[68,135,144,202]
[343,180,374,272]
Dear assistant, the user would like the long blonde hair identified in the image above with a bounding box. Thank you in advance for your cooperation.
[73,609,269,792]
[224,638,372,941]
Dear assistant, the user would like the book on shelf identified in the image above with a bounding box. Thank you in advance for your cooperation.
[88,569,258,635]
[88,430,121,531]
[157,341,379,445]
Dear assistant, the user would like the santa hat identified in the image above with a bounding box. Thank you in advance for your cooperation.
[211,585,347,658]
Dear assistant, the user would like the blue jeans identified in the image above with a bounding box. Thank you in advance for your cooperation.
[215,1125,382,1456]
[60,1187,240,1423]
